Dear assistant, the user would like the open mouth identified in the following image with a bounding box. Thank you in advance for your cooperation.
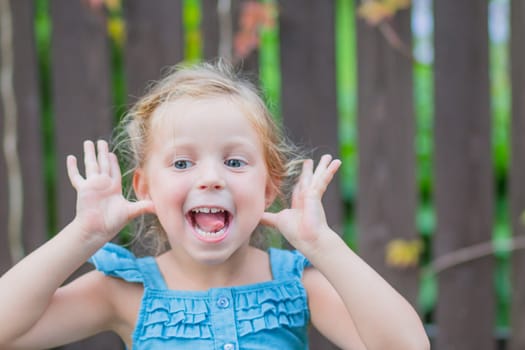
[186,207,232,242]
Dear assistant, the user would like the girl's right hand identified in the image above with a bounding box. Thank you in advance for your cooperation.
[67,140,155,243]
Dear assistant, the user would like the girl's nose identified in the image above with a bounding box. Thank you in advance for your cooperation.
[197,178,225,190]
[196,162,226,190]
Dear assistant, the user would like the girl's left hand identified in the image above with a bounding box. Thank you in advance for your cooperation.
[260,154,341,253]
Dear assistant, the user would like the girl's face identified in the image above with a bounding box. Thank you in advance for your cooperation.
[133,96,274,265]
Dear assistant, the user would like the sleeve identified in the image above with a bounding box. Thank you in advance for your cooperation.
[88,242,145,284]
[269,248,312,280]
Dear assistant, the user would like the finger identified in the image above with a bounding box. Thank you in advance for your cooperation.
[327,158,342,175]
[108,152,121,180]
[312,154,332,178]
[97,140,110,175]
[66,155,84,190]
[291,184,301,209]
[128,199,156,219]
[292,159,313,208]
[315,158,342,195]
[84,140,99,177]
[301,158,314,186]
[260,212,279,228]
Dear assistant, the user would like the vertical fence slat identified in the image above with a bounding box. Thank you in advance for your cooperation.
[510,0,525,349]
[434,1,494,349]
[12,0,47,254]
[50,0,114,228]
[1,0,46,273]
[0,113,8,275]
[122,0,183,257]
[123,0,184,103]
[49,1,121,349]
[279,2,341,349]
[201,0,220,60]
[0,1,12,275]
[355,8,419,304]
[279,1,342,230]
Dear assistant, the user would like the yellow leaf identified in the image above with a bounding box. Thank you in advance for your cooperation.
[358,2,395,26]
[104,0,121,12]
[385,238,423,268]
[384,0,411,11]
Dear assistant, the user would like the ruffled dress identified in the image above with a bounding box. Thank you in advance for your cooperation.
[89,243,311,350]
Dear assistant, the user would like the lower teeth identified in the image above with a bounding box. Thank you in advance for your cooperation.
[195,227,225,238]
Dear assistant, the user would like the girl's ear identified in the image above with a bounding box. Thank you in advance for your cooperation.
[133,169,149,200]
[265,181,278,209]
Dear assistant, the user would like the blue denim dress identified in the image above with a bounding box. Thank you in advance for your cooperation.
[89,243,311,350]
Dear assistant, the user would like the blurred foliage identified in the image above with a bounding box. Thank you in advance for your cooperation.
[183,0,202,62]
[490,0,511,328]
[234,1,277,60]
[258,0,281,121]
[336,0,358,250]
[34,0,56,237]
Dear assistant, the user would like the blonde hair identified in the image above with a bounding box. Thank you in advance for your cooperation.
[113,60,303,255]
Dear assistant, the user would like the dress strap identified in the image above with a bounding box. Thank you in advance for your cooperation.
[136,256,168,290]
[268,248,311,280]
[89,242,168,290]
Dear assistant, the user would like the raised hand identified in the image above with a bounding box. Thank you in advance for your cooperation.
[67,140,154,243]
[261,154,341,253]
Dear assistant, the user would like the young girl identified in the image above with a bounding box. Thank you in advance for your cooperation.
[0,61,429,350]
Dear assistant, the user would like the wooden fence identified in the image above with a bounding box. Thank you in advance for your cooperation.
[0,1,524,349]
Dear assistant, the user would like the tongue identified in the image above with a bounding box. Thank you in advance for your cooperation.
[194,212,226,232]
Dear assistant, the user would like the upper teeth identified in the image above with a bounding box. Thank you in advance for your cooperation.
[192,207,224,214]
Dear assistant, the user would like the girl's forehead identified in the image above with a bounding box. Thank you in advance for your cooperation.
[151,96,261,132]
[148,96,266,146]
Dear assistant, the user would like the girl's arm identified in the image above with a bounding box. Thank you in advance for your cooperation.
[0,230,117,349]
[262,155,430,350]
[0,140,153,348]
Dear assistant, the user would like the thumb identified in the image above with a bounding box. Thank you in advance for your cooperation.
[260,212,279,228]
[128,199,155,220]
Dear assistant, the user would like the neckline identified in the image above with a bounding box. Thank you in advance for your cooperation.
[141,248,285,293]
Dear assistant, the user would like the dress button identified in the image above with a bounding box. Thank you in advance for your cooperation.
[223,343,235,350]
[217,296,230,308]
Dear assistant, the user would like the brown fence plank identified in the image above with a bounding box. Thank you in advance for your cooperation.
[201,0,220,60]
[49,1,121,349]
[0,114,9,275]
[50,0,114,228]
[510,0,525,349]
[0,1,13,276]
[122,0,183,257]
[12,0,47,254]
[433,1,494,349]
[279,2,341,349]
[355,8,419,305]
[0,0,46,273]
[279,1,342,230]
[123,0,184,104]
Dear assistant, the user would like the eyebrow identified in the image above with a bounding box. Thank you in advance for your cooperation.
[163,136,259,152]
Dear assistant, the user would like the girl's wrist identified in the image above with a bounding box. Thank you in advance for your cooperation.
[296,227,344,262]
[69,218,112,251]
[301,230,357,278]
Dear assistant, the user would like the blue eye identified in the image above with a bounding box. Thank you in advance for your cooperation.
[225,159,246,168]
[173,160,193,169]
